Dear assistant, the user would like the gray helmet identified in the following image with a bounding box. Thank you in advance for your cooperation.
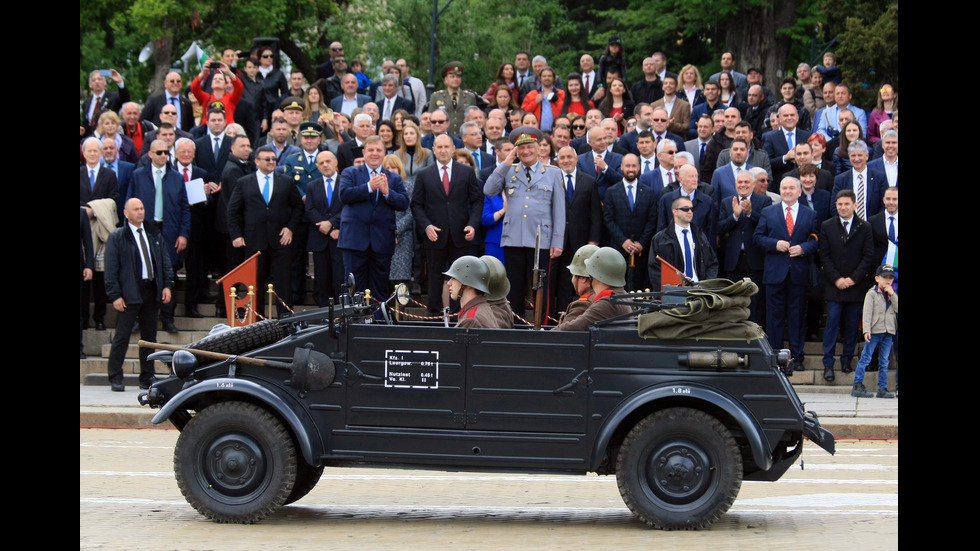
[443,255,490,293]
[585,247,627,287]
[567,244,599,277]
[480,255,510,301]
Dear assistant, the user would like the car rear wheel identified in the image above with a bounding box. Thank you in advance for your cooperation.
[616,407,742,530]
[175,402,297,523]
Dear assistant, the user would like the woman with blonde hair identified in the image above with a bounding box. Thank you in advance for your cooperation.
[678,64,706,107]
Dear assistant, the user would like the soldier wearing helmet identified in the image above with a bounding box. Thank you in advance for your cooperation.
[444,256,498,329]
[557,244,599,325]
[553,247,634,331]
[481,255,514,328]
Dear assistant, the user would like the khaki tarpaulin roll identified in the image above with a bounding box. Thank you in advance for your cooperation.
[637,278,767,341]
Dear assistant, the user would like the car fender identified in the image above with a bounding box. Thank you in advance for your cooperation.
[151,377,321,467]
[591,383,773,472]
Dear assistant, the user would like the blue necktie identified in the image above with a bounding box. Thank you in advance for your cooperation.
[627,184,635,210]
[682,229,693,278]
[89,169,95,191]
[888,215,896,243]
[699,142,705,161]
[263,175,271,204]
[566,174,574,203]
[644,160,651,175]
[325,177,333,207]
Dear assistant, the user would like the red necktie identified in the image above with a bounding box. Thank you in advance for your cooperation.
[442,165,450,195]
[183,167,189,182]
[595,154,602,177]
[785,206,794,236]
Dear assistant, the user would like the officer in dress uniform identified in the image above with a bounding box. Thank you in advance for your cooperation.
[483,126,566,319]
[428,61,479,135]
[279,122,325,304]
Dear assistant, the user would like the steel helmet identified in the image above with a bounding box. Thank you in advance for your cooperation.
[567,244,599,277]
[443,255,490,293]
[584,247,627,287]
[480,255,510,300]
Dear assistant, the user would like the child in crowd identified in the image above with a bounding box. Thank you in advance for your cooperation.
[850,265,898,399]
[350,59,372,93]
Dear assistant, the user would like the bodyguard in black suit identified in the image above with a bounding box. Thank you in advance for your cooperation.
[649,195,718,291]
[603,154,659,291]
[306,151,346,306]
[227,145,304,317]
[411,134,483,315]
[103,198,174,391]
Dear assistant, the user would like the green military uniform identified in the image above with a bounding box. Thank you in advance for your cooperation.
[427,61,478,135]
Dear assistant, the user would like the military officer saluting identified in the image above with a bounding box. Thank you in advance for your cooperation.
[428,61,478,135]
[445,256,499,329]
[484,126,566,319]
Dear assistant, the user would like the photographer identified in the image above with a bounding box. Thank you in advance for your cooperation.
[520,67,565,133]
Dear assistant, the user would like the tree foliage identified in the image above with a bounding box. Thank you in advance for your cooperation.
[834,2,898,109]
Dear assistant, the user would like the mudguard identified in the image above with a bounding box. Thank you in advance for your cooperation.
[151,377,322,466]
[591,383,773,472]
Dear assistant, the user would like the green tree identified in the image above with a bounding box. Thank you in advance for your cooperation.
[832,2,898,109]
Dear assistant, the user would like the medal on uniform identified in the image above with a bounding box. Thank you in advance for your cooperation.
[507,187,515,195]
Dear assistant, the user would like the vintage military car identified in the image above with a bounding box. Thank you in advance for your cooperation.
[139,287,834,530]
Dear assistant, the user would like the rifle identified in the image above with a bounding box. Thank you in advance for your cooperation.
[532,224,545,329]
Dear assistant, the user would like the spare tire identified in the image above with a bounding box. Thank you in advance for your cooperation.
[187,320,288,355]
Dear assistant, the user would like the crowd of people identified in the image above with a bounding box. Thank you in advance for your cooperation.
[80,40,898,394]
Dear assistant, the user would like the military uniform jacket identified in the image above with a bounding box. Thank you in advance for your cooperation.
[557,291,593,325]
[554,288,632,331]
[488,298,515,328]
[280,150,322,198]
[457,295,500,329]
[428,89,478,135]
[484,161,566,251]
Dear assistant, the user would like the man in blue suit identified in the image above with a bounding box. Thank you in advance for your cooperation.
[101,137,135,224]
[716,170,771,323]
[831,139,886,221]
[338,136,410,301]
[638,134,678,200]
[329,74,372,116]
[710,137,753,209]
[762,103,811,183]
[603,154,659,291]
[577,127,623,200]
[126,139,191,332]
[754,175,820,374]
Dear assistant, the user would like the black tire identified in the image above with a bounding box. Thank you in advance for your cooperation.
[616,408,742,530]
[174,402,297,523]
[284,462,324,505]
[186,320,287,355]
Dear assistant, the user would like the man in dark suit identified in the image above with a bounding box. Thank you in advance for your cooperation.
[831,139,886,221]
[306,151,346,306]
[647,106,687,158]
[80,207,95,358]
[753,176,820,373]
[604,155,659,291]
[868,186,898,269]
[338,136,410,301]
[551,146,602,314]
[639,134,678,199]
[213,134,254,317]
[459,121,495,175]
[377,74,415,120]
[141,71,195,131]
[762,102,812,183]
[797,163,833,225]
[172,138,214,319]
[336,113,376,173]
[194,110,232,184]
[577,127,623,200]
[103,198,174,391]
[330,73,372,115]
[412,134,483,316]
[649,195,718,291]
[100,138,135,224]
[710,138,753,209]
[818,190,876,382]
[81,69,130,137]
[716,169,771,322]
[657,165,715,246]
[126,139,192,332]
[227,145,305,317]
[80,137,120,330]
[687,81,725,139]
